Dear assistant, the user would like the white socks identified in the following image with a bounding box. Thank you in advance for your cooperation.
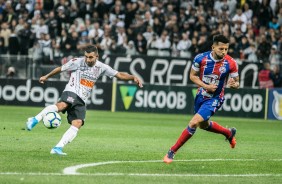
[56,125,79,148]
[34,105,58,122]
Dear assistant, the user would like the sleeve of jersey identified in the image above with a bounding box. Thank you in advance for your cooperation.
[61,58,79,72]
[103,64,118,78]
[191,56,201,72]
[229,59,239,78]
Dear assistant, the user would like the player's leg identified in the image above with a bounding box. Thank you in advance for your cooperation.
[198,98,237,148]
[202,121,236,148]
[163,113,204,164]
[51,104,85,155]
[26,102,68,131]
[163,94,204,164]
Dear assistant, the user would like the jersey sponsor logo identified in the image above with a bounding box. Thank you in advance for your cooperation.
[80,79,94,88]
[202,74,219,85]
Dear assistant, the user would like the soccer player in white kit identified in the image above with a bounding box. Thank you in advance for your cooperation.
[26,45,143,155]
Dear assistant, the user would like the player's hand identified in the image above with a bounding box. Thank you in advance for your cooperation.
[227,78,239,88]
[205,84,217,93]
[39,76,48,84]
[134,77,143,88]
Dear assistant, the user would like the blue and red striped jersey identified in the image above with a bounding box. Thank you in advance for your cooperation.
[192,51,239,99]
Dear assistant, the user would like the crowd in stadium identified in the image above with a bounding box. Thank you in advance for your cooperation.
[0,0,282,66]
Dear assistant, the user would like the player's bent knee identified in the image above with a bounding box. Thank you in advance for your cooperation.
[188,121,199,128]
[71,120,83,129]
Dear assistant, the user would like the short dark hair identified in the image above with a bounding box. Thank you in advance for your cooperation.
[84,45,98,54]
[213,34,229,44]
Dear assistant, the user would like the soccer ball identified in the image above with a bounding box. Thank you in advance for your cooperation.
[43,112,62,129]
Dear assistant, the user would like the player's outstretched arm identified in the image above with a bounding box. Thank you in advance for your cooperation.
[115,72,143,88]
[39,67,62,84]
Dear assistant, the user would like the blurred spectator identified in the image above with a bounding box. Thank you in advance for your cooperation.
[257,34,272,61]
[57,29,68,56]
[237,36,250,60]
[6,66,16,78]
[155,31,170,50]
[65,31,79,55]
[268,16,280,30]
[8,29,19,55]
[277,7,282,26]
[43,0,54,13]
[2,1,16,24]
[15,0,33,14]
[244,43,259,63]
[0,22,11,54]
[116,25,126,46]
[18,22,33,55]
[228,36,239,58]
[135,32,147,55]
[147,33,158,50]
[142,25,154,42]
[99,31,112,55]
[77,31,91,50]
[109,0,125,24]
[258,0,273,27]
[88,22,104,41]
[124,1,138,29]
[269,45,281,69]
[170,34,179,57]
[243,3,253,24]
[177,33,192,57]
[126,40,137,56]
[258,62,275,89]
[189,37,198,57]
[45,10,58,39]
[77,0,94,20]
[39,33,53,64]
[273,65,282,88]
[14,17,25,35]
[152,17,164,36]
[143,11,154,27]
[232,8,248,33]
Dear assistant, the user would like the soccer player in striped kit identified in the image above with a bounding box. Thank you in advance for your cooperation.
[164,34,239,164]
[26,45,143,155]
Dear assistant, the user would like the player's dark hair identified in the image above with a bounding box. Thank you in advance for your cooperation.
[85,45,98,54]
[213,34,229,44]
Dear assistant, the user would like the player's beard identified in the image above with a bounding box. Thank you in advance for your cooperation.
[214,52,225,60]
[86,60,96,67]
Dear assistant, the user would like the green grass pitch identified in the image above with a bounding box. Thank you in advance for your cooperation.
[0,105,281,184]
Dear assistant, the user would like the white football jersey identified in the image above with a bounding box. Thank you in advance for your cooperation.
[61,57,118,103]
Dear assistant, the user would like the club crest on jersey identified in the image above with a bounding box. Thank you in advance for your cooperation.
[67,96,74,103]
[219,66,226,73]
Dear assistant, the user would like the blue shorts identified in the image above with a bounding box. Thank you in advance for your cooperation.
[194,95,224,121]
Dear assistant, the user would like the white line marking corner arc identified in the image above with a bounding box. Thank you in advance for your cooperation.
[62,159,282,176]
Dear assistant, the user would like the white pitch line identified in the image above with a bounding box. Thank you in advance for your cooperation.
[1,159,282,177]
[63,159,282,175]
[0,172,282,177]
